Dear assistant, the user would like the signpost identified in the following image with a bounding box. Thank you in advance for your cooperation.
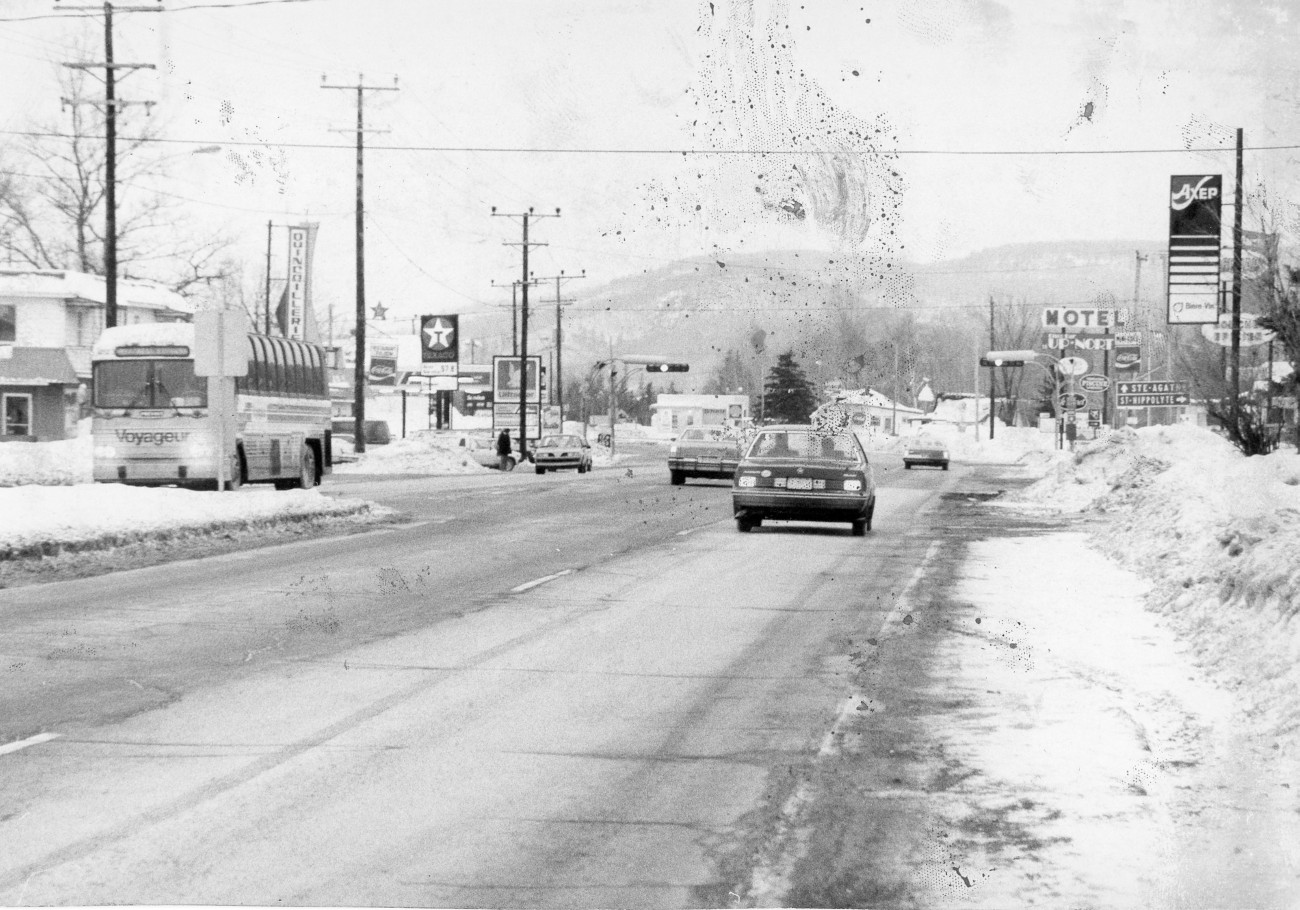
[1167,175,1222,325]
[1115,380,1190,408]
[1200,313,1276,347]
[194,308,250,492]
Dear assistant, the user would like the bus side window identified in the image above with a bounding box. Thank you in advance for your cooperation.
[307,346,324,396]
[235,336,256,394]
[291,343,307,396]
[268,338,286,394]
[251,336,270,394]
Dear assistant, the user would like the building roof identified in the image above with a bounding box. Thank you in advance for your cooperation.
[831,387,924,415]
[0,268,192,314]
[651,393,748,409]
[0,347,80,386]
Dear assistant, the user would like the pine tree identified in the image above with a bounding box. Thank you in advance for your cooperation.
[763,351,817,423]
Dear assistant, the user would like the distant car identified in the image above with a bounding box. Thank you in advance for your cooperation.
[331,419,392,446]
[732,424,876,536]
[533,434,593,474]
[903,438,950,470]
[668,425,744,484]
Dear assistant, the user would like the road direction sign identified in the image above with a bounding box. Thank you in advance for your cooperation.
[1057,391,1088,411]
[1079,373,1110,393]
[1200,313,1276,348]
[1057,356,1090,376]
[1115,380,1190,408]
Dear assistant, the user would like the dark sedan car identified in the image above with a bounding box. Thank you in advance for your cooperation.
[731,424,877,535]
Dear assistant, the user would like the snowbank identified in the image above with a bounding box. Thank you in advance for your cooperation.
[332,436,490,476]
[0,484,387,559]
[0,435,93,487]
[1008,425,1300,752]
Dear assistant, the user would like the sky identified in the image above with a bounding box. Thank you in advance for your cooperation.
[2,0,1298,355]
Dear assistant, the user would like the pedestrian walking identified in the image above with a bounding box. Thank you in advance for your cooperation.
[496,429,513,471]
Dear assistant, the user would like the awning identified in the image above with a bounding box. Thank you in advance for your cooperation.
[0,347,80,386]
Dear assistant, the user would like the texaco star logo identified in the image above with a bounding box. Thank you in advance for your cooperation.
[423,317,455,350]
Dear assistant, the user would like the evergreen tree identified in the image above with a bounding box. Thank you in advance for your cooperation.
[703,348,755,397]
[763,351,817,423]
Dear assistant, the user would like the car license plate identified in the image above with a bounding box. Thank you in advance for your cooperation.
[786,477,813,490]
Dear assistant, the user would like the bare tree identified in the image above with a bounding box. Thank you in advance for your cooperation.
[0,63,231,293]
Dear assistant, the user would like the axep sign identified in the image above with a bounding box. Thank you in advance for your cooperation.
[1042,307,1124,330]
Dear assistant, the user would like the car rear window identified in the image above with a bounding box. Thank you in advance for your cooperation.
[748,430,863,462]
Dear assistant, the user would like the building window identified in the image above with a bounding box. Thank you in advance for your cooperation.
[0,304,15,343]
[3,393,32,436]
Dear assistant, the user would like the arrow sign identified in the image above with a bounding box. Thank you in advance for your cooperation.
[1117,392,1191,407]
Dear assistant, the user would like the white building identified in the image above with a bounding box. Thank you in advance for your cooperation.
[650,393,749,432]
[829,388,924,436]
[0,269,191,441]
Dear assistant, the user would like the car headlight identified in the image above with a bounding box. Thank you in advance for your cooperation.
[737,475,757,488]
[93,444,116,459]
[669,444,678,455]
[843,479,863,491]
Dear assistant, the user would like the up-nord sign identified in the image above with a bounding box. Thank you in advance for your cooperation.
[1042,307,1124,331]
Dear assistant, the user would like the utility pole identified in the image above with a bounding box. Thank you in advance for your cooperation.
[1230,127,1244,433]
[322,73,399,454]
[58,0,160,329]
[988,295,996,440]
[491,278,538,356]
[492,208,559,461]
[532,270,586,423]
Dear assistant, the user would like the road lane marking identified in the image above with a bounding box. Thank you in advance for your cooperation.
[510,569,575,594]
[0,733,59,756]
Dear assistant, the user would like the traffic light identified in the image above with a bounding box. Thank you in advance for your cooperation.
[643,363,689,373]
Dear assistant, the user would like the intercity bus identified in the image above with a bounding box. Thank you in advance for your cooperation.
[91,323,333,489]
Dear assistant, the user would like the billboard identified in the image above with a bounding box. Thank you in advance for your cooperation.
[367,343,398,386]
[1167,175,1222,325]
[492,355,541,404]
[420,315,459,363]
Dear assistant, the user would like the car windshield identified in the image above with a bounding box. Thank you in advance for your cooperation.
[681,427,733,441]
[540,435,583,448]
[747,430,862,462]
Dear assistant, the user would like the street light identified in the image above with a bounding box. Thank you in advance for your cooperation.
[981,349,1078,449]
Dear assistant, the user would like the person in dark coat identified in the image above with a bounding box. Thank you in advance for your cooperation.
[495,429,513,471]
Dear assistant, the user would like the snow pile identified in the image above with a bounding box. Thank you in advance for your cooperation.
[0,485,387,559]
[1009,425,1300,751]
[0,435,93,487]
[331,436,490,476]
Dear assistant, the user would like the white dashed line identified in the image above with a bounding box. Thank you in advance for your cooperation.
[510,569,574,594]
[0,733,60,756]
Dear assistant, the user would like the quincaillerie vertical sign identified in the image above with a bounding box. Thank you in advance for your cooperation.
[1167,175,1222,325]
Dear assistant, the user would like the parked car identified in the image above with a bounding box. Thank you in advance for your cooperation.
[903,438,950,470]
[330,418,390,449]
[668,425,744,485]
[438,433,517,471]
[732,424,876,535]
[533,433,593,474]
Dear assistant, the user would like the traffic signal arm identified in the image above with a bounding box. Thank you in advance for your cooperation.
[643,363,689,372]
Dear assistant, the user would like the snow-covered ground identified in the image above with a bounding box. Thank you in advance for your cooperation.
[2,423,1297,743]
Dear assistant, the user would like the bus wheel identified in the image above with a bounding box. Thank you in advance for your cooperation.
[225,451,245,491]
[295,445,318,489]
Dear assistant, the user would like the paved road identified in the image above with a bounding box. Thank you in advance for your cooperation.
[0,447,971,905]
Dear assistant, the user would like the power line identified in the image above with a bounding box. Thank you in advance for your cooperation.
[0,0,329,20]
[3,128,1297,157]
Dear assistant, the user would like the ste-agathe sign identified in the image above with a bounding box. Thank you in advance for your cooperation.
[1115,380,1190,408]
